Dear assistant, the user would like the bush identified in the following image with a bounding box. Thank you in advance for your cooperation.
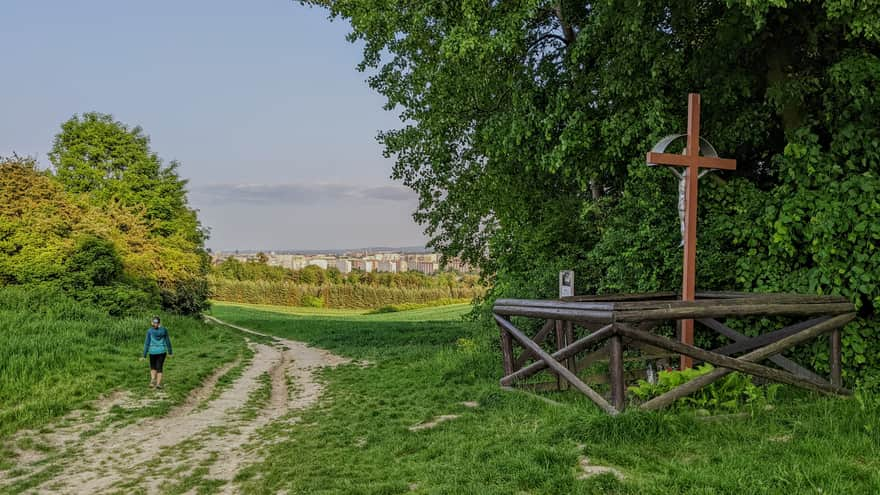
[301,294,324,308]
[628,364,781,413]
[63,234,161,315]
[160,277,210,315]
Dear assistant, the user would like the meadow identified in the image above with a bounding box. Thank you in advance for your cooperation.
[0,287,249,469]
[210,302,880,494]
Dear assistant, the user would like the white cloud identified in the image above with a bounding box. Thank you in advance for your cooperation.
[190,182,416,205]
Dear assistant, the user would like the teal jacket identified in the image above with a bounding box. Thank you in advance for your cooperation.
[143,326,173,357]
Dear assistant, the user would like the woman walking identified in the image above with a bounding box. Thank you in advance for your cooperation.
[142,316,173,389]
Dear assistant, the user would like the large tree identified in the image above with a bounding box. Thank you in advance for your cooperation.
[49,113,211,313]
[49,112,204,242]
[307,0,879,378]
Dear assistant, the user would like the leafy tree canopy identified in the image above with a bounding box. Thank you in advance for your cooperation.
[47,113,210,313]
[49,112,204,243]
[307,0,879,379]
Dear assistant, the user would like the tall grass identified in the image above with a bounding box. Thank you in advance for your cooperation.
[0,286,248,446]
[209,278,484,309]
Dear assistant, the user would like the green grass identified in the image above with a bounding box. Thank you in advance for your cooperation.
[0,287,249,465]
[209,301,880,495]
[209,300,370,316]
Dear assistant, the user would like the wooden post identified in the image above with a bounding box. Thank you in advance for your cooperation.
[555,320,567,390]
[557,271,575,390]
[609,334,625,411]
[830,328,842,387]
[565,321,575,373]
[499,321,515,376]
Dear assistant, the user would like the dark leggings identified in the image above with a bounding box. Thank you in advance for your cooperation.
[149,353,167,373]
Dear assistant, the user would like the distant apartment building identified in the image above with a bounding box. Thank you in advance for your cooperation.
[412,261,439,275]
[351,259,375,272]
[445,257,473,273]
[307,259,329,270]
[265,254,307,270]
[377,260,397,273]
[396,260,408,273]
[336,259,353,274]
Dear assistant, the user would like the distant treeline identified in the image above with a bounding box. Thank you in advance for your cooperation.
[210,278,483,309]
[209,258,485,308]
[212,257,481,288]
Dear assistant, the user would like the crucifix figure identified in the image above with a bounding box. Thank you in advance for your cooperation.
[646,93,737,369]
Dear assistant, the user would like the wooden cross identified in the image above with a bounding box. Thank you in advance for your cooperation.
[646,93,736,369]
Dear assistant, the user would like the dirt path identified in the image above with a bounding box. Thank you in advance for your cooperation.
[0,317,348,494]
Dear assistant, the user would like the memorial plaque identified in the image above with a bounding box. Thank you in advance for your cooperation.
[559,270,574,298]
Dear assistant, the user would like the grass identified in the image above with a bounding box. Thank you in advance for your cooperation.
[209,301,880,495]
[0,287,249,468]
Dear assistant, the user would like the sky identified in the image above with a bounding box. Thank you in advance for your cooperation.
[0,0,427,251]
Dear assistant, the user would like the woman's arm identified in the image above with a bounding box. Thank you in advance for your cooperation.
[165,330,173,356]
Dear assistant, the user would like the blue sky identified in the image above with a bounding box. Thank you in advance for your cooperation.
[0,0,426,251]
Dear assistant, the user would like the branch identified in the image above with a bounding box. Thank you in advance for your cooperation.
[554,3,577,45]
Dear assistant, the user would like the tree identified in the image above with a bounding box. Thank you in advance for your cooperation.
[48,113,210,314]
[299,264,326,285]
[49,112,205,242]
[0,155,161,314]
[307,0,879,379]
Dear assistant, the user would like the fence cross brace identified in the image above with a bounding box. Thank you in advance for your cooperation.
[495,309,854,414]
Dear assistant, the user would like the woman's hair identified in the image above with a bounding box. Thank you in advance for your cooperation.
[152,316,161,324]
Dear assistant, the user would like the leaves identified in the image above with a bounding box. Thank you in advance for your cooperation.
[311,1,879,379]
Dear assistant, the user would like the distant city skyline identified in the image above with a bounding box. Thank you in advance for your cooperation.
[0,0,429,251]
[212,245,432,255]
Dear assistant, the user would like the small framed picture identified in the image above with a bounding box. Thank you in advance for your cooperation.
[559,270,574,298]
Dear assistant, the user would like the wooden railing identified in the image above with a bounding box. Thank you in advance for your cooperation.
[493,292,855,414]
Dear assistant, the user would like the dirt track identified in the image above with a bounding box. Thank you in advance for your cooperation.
[0,317,347,494]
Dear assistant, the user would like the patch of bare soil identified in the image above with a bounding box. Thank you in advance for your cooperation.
[409,414,461,431]
[577,456,624,480]
[1,317,348,494]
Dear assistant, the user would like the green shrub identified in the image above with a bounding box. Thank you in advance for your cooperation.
[160,276,210,315]
[301,294,324,308]
[628,364,780,413]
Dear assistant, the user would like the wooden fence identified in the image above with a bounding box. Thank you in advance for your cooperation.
[493,292,855,415]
